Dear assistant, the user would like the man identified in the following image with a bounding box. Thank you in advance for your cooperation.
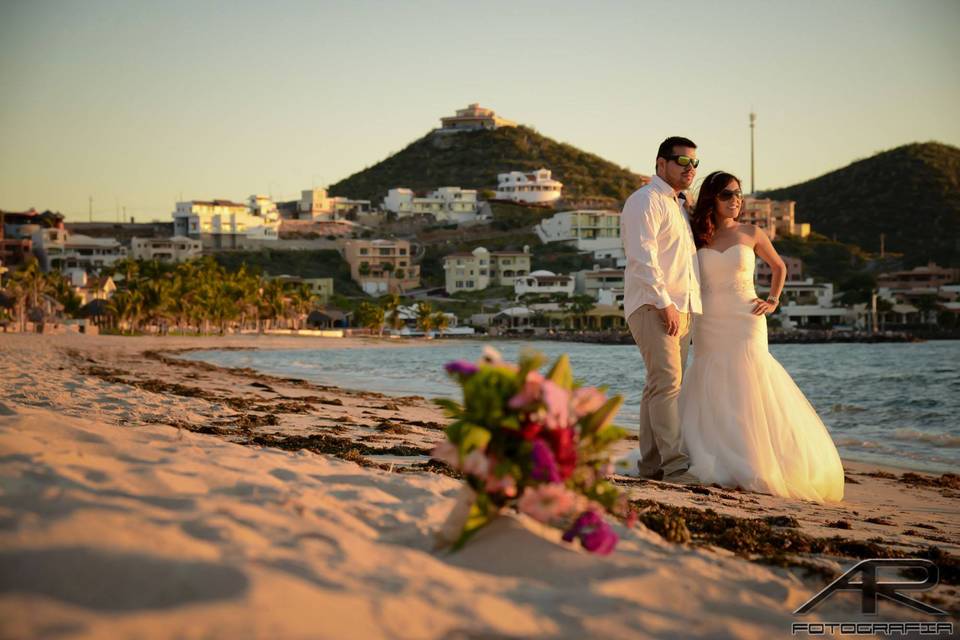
[621,136,702,483]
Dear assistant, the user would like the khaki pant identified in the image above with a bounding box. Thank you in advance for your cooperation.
[627,304,692,478]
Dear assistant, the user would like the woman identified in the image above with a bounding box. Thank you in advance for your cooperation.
[679,171,844,502]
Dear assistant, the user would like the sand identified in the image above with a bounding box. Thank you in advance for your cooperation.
[0,333,956,639]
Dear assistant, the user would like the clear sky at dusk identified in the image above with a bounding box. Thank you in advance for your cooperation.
[1,0,958,222]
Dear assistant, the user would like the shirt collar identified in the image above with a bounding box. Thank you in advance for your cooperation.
[650,175,684,201]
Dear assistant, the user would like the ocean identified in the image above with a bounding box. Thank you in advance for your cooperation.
[181,339,960,475]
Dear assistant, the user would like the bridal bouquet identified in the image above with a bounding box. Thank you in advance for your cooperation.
[432,348,634,554]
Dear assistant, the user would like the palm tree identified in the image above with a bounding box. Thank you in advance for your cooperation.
[383,293,404,334]
[357,301,385,336]
[416,301,435,337]
[432,310,449,337]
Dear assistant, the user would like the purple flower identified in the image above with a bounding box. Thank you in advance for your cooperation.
[444,360,479,377]
[530,439,561,483]
[562,511,618,555]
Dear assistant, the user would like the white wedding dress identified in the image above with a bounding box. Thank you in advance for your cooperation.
[679,244,845,502]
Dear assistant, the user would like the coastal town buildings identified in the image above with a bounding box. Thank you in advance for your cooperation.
[514,271,575,298]
[66,271,117,305]
[740,197,810,239]
[495,169,562,205]
[131,236,202,263]
[877,262,959,293]
[438,103,517,132]
[575,268,625,299]
[1,208,63,268]
[267,275,335,305]
[383,187,480,223]
[343,239,420,295]
[739,197,776,240]
[756,255,804,287]
[172,199,280,249]
[535,210,621,252]
[32,227,127,272]
[442,246,531,294]
[298,188,371,222]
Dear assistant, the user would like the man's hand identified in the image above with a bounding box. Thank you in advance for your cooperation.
[658,304,681,336]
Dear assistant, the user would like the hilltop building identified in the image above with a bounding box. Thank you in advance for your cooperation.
[495,168,562,204]
[298,188,371,222]
[383,187,480,223]
[535,209,621,252]
[343,239,420,295]
[740,196,810,239]
[439,103,517,132]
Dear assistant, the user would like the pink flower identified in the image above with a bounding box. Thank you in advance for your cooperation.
[517,483,577,524]
[485,472,518,498]
[562,510,618,555]
[541,380,571,430]
[572,386,606,418]
[431,440,460,469]
[462,449,490,478]
[508,370,544,409]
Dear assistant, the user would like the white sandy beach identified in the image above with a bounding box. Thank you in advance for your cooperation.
[0,333,956,639]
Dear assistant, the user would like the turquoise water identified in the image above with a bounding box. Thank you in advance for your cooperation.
[182,340,960,474]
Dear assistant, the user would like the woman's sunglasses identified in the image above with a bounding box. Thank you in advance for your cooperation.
[667,154,700,168]
[717,189,743,201]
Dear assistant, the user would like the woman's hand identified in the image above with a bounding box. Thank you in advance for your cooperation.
[751,298,778,316]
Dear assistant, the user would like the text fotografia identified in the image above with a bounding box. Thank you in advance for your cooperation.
[792,622,953,636]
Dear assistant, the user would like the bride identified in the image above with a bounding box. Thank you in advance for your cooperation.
[679,171,844,502]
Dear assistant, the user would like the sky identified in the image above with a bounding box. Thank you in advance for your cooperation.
[1,0,958,222]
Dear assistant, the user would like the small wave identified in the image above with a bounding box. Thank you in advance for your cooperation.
[892,428,960,448]
[830,403,867,413]
[895,428,959,445]
[834,437,884,450]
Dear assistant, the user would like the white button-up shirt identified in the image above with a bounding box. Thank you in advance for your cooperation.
[620,175,702,319]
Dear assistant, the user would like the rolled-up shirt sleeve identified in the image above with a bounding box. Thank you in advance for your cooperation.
[622,192,673,309]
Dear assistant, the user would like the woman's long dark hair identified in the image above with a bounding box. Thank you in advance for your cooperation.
[691,171,742,248]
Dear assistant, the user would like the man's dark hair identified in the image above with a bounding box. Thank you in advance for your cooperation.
[657,136,697,160]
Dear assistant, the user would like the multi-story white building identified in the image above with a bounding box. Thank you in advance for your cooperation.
[299,188,372,221]
[514,271,575,298]
[495,168,562,204]
[383,187,480,223]
[535,209,621,252]
[248,194,279,219]
[131,236,202,263]
[32,228,127,272]
[439,103,517,132]
[172,199,279,249]
[442,246,531,294]
[575,268,625,299]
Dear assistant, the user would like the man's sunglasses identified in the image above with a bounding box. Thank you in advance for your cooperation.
[717,189,743,201]
[665,154,700,168]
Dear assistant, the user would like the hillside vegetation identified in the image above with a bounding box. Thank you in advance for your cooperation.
[764,142,960,266]
[329,126,649,204]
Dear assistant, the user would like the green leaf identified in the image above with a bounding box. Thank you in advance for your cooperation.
[580,395,624,435]
[545,354,573,390]
[433,397,463,418]
[450,493,497,551]
[458,425,492,456]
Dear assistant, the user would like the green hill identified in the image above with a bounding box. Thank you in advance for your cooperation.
[763,142,960,266]
[328,126,648,204]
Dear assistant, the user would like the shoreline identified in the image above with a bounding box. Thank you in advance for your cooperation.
[1,332,957,637]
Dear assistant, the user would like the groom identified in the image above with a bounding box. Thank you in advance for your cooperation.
[621,136,702,483]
